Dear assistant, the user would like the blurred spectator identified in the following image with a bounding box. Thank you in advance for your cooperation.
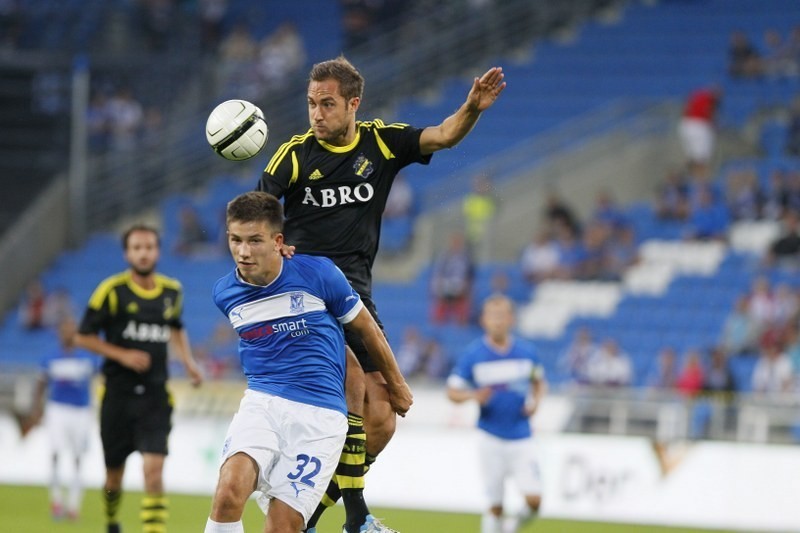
[676,349,705,397]
[720,295,759,356]
[727,30,762,79]
[256,21,306,92]
[519,229,560,285]
[340,0,374,51]
[173,205,213,257]
[678,85,722,179]
[747,276,778,342]
[703,347,736,395]
[585,339,632,387]
[420,338,450,380]
[784,323,800,386]
[602,225,639,281]
[787,96,800,156]
[579,224,608,280]
[591,189,628,234]
[772,283,799,329]
[87,92,111,153]
[686,186,730,241]
[543,190,580,236]
[395,325,426,377]
[762,28,798,79]
[725,167,762,221]
[217,22,260,99]
[199,0,228,53]
[138,0,175,52]
[106,86,144,152]
[0,0,23,49]
[646,346,679,390]
[462,175,497,257]
[752,342,793,395]
[560,327,596,385]
[430,232,474,325]
[383,173,414,219]
[19,279,47,330]
[692,346,736,440]
[655,170,690,221]
[552,224,587,280]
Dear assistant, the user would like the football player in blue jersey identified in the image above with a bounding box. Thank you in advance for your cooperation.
[447,294,547,533]
[29,317,100,522]
[205,191,412,533]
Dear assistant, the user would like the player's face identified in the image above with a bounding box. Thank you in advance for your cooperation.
[480,299,515,341]
[307,79,359,146]
[227,219,283,285]
[124,230,159,276]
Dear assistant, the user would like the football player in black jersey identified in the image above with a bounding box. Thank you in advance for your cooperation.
[259,56,505,533]
[75,224,203,533]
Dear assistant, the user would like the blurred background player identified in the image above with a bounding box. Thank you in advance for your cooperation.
[447,294,546,533]
[205,191,412,533]
[258,55,505,533]
[28,317,100,522]
[75,224,203,533]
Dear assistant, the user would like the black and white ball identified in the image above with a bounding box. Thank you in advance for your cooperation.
[206,99,269,161]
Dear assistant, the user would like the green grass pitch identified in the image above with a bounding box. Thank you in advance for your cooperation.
[0,485,729,532]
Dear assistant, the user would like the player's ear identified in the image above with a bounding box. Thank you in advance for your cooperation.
[273,232,284,249]
[348,97,360,113]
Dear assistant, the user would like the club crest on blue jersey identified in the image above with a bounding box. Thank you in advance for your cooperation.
[353,155,374,179]
[290,292,304,313]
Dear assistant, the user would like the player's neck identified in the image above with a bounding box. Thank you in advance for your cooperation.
[485,334,511,352]
[130,270,156,290]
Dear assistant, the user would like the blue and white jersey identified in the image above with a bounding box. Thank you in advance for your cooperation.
[448,336,544,440]
[40,348,99,407]
[213,254,363,416]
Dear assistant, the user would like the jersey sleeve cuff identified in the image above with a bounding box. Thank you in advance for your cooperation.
[338,299,364,325]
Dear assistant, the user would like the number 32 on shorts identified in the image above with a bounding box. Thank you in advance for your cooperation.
[287,454,321,488]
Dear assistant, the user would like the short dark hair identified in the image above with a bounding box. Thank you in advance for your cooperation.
[226,191,284,233]
[309,55,364,101]
[122,224,160,250]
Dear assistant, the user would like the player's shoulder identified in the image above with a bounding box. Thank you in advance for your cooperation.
[155,273,182,291]
[212,269,238,298]
[89,271,129,297]
[513,337,540,358]
[264,129,315,174]
[290,254,337,272]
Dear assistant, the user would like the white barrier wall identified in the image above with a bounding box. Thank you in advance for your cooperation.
[2,389,800,532]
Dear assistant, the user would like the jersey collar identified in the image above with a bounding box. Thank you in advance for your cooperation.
[316,128,361,153]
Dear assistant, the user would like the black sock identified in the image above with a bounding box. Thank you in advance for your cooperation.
[104,489,122,526]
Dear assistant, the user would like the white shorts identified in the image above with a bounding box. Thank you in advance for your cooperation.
[44,401,93,456]
[219,389,347,525]
[478,432,542,507]
[678,118,714,163]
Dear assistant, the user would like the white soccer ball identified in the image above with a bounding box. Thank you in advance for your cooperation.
[206,99,269,161]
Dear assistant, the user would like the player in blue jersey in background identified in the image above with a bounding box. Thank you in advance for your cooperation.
[29,317,100,522]
[205,191,412,533]
[447,294,547,533]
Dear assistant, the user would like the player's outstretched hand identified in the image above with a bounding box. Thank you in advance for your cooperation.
[465,67,506,113]
[474,387,493,405]
[387,381,413,418]
[280,243,296,259]
[122,349,151,373]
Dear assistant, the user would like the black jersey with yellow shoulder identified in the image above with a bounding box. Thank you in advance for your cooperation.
[258,119,431,297]
[78,270,184,392]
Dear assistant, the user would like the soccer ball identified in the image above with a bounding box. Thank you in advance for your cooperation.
[206,99,269,161]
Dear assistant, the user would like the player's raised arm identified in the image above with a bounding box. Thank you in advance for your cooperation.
[419,66,506,155]
[346,307,413,417]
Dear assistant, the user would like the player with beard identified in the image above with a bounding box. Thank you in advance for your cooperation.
[259,56,506,533]
[75,224,203,533]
